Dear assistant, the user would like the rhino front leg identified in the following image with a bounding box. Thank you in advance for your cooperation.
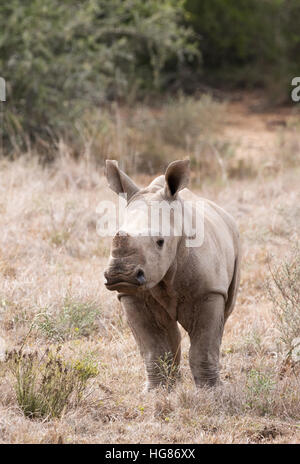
[120,295,181,390]
[188,293,225,388]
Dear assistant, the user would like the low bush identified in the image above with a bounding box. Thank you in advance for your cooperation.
[7,346,98,419]
[266,247,300,355]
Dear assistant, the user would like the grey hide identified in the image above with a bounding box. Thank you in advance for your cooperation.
[104,159,241,390]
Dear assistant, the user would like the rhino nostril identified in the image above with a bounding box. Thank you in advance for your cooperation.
[136,269,146,285]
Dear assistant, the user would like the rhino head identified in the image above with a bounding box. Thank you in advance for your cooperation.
[104,159,190,294]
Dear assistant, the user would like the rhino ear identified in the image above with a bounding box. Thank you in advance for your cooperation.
[105,160,139,200]
[164,160,190,198]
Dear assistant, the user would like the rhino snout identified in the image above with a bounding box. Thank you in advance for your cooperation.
[104,263,146,292]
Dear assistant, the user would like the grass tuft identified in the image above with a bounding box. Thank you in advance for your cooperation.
[266,247,300,354]
[36,298,102,342]
[6,346,98,419]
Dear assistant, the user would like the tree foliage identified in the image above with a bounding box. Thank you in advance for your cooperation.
[1,0,300,153]
[0,0,198,149]
[185,0,300,93]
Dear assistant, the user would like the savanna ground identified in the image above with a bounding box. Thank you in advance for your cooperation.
[0,93,299,443]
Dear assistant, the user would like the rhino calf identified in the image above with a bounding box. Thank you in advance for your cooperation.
[104,159,240,390]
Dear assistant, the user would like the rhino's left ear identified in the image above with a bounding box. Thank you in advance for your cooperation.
[105,160,139,201]
[164,160,190,199]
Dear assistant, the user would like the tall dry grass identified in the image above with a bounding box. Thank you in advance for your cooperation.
[0,98,299,443]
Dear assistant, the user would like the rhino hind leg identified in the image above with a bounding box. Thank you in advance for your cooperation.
[120,295,181,390]
[188,293,225,388]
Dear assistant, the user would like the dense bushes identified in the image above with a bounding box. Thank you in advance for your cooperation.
[0,0,198,151]
[185,0,300,99]
[1,0,300,154]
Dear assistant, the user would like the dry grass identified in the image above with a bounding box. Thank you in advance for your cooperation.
[0,97,300,443]
[76,94,230,179]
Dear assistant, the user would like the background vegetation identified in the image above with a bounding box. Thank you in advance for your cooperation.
[1,0,300,159]
[185,0,300,95]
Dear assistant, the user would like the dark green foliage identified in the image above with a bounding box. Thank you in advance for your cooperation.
[1,0,300,155]
[185,0,300,99]
[0,0,198,151]
[185,0,280,70]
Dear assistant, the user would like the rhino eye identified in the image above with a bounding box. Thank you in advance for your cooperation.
[156,239,164,248]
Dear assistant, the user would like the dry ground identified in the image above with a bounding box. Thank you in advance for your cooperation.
[0,95,299,443]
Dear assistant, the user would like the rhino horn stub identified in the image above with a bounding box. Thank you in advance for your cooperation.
[111,231,134,258]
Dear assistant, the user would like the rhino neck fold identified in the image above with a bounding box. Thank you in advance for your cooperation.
[149,259,178,321]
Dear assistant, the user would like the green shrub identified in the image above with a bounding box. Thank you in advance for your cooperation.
[185,0,300,101]
[7,346,98,419]
[36,298,101,342]
[0,0,198,152]
[245,368,275,416]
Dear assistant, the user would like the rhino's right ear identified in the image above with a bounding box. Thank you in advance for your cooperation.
[164,159,190,199]
[105,160,139,201]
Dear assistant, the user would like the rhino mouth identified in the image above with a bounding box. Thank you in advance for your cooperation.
[104,272,146,293]
[105,280,140,291]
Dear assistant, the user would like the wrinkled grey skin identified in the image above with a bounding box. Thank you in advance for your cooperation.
[104,159,241,390]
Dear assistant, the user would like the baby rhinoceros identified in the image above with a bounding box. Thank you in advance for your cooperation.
[104,159,241,390]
